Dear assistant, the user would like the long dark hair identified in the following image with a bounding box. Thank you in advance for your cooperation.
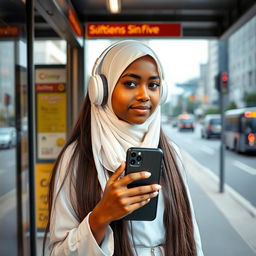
[43,94,196,256]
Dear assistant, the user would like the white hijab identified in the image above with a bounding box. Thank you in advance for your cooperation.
[90,40,165,190]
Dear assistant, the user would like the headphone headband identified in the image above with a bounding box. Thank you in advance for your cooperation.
[91,41,122,76]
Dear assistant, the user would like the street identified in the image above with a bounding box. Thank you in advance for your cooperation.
[162,122,256,208]
[0,147,16,198]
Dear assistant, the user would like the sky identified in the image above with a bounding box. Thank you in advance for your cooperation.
[86,39,209,95]
[149,39,208,94]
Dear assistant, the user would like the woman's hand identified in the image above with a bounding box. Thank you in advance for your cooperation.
[89,161,161,244]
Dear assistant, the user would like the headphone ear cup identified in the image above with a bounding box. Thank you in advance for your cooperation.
[88,75,104,105]
[160,81,168,105]
[88,74,108,106]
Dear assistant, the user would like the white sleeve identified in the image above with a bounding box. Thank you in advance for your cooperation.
[171,142,204,256]
[49,143,114,256]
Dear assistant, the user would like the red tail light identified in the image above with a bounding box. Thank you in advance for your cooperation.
[248,133,255,146]
[207,125,212,130]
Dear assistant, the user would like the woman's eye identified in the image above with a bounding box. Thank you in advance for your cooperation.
[149,82,160,89]
[124,81,137,87]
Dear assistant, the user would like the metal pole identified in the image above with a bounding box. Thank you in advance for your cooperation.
[219,90,225,193]
[26,0,37,254]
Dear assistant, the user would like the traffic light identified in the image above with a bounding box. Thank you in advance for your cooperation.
[221,72,228,93]
[188,95,196,102]
[214,72,228,93]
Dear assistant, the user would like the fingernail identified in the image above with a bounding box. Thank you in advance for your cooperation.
[144,172,151,177]
[153,191,159,196]
[154,184,161,190]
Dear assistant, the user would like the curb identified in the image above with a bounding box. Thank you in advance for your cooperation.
[181,150,256,253]
[183,150,256,217]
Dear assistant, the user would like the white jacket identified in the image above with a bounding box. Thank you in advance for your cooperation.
[49,142,204,256]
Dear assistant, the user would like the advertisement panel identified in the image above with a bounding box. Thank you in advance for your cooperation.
[37,92,66,159]
[35,65,67,230]
[35,67,66,160]
[35,163,53,230]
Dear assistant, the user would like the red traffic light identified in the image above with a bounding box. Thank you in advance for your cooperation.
[221,72,228,83]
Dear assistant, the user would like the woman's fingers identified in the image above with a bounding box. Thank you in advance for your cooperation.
[125,184,161,197]
[117,171,152,187]
[107,162,126,185]
[123,190,159,205]
[124,198,152,213]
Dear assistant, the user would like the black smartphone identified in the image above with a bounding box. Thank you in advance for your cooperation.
[123,147,163,221]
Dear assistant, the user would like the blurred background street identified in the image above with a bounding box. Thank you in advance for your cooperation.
[163,123,256,256]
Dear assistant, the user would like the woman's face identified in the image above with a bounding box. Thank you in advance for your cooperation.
[111,55,160,124]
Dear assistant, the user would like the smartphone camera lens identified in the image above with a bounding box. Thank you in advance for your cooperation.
[137,156,142,161]
[130,159,136,165]
[131,152,136,158]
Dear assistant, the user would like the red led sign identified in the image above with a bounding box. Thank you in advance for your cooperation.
[86,23,182,38]
[0,26,20,37]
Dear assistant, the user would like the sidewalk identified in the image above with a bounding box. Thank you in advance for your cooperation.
[182,150,256,256]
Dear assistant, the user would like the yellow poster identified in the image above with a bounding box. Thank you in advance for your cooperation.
[37,93,66,133]
[35,163,53,230]
[37,93,66,159]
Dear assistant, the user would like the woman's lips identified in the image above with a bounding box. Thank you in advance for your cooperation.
[130,105,151,115]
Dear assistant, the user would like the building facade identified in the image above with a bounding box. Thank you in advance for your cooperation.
[228,15,256,107]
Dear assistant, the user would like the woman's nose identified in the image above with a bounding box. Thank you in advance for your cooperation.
[135,85,150,101]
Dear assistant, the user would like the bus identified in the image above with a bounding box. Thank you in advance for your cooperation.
[177,113,195,131]
[224,107,256,153]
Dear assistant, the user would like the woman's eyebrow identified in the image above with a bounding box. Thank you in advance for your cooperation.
[121,73,160,80]
[121,73,140,79]
[149,75,160,80]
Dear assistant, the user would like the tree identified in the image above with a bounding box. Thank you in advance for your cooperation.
[244,92,256,107]
[225,101,237,110]
[172,105,183,117]
[203,107,220,116]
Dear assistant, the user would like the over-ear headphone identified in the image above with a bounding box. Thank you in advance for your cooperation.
[159,80,168,105]
[88,42,122,106]
[88,41,168,106]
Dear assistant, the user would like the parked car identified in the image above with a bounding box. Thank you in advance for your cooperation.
[201,114,221,139]
[177,113,195,131]
[171,118,178,127]
[0,127,16,149]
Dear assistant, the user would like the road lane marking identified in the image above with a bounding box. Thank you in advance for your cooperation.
[233,160,256,175]
[200,145,215,155]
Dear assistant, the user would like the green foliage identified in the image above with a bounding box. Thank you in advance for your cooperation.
[172,105,183,117]
[243,92,256,107]
[186,101,200,114]
[225,101,237,111]
[204,107,220,115]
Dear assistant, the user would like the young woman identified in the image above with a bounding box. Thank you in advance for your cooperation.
[44,40,204,256]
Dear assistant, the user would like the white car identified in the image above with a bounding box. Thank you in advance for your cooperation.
[0,127,16,149]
